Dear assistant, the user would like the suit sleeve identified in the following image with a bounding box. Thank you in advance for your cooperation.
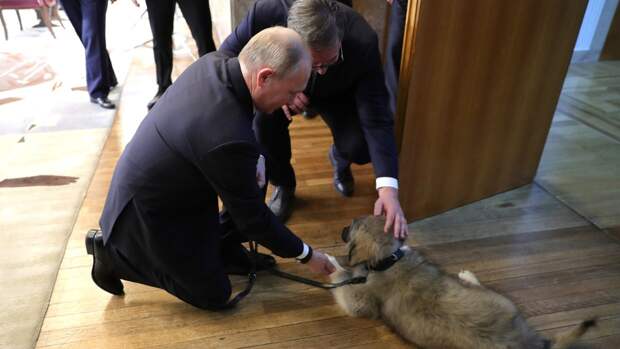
[199,141,304,258]
[354,35,399,180]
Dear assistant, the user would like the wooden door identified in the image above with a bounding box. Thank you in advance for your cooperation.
[395,0,588,220]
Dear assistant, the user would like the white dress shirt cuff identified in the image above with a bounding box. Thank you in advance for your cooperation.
[376,177,399,190]
[296,243,310,260]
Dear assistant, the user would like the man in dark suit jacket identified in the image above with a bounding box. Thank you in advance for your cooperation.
[61,0,118,109]
[220,0,408,238]
[87,27,335,310]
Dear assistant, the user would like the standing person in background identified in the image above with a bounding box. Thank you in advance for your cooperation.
[385,0,408,115]
[141,0,216,110]
[61,0,118,109]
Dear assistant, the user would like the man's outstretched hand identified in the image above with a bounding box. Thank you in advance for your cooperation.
[374,186,409,240]
[306,251,336,275]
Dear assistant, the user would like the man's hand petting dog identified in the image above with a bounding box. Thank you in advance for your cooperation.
[307,251,336,275]
[374,186,408,240]
[282,92,310,120]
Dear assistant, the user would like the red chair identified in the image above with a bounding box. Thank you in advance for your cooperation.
[0,0,58,40]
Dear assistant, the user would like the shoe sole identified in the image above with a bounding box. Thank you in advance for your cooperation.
[225,253,277,275]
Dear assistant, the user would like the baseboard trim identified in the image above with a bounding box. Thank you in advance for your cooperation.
[571,49,601,63]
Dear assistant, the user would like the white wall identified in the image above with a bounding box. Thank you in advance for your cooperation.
[573,0,619,62]
[575,0,606,51]
[209,0,232,47]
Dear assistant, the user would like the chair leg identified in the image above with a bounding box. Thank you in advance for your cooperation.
[15,10,23,30]
[38,7,55,38]
[51,5,64,29]
[0,10,7,40]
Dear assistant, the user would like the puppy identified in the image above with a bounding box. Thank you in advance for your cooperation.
[330,215,595,349]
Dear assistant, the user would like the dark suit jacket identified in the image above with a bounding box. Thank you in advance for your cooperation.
[100,53,304,273]
[220,0,398,179]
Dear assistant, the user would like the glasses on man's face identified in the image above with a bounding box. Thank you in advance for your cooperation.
[312,46,344,72]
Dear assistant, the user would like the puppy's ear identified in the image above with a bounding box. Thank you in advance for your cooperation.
[341,226,350,242]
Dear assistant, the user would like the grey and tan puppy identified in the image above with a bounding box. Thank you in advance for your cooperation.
[330,216,595,349]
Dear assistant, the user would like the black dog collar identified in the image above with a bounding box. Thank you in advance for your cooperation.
[369,248,405,272]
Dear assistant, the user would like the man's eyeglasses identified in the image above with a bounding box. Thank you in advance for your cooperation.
[312,46,344,71]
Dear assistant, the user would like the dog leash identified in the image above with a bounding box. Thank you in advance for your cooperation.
[268,267,367,289]
[250,242,367,290]
[218,241,258,309]
[222,240,367,308]
[220,271,256,309]
[269,246,414,289]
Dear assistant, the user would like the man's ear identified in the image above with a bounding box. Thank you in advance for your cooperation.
[256,68,275,88]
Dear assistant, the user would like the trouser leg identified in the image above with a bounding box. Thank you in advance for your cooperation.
[253,109,296,188]
[59,0,83,39]
[385,0,408,115]
[145,0,175,91]
[177,0,216,56]
[318,100,371,167]
[80,0,114,98]
[104,202,232,310]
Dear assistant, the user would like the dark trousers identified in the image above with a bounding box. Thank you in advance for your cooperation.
[104,201,233,310]
[61,0,117,99]
[145,0,216,91]
[254,99,371,188]
[385,0,408,115]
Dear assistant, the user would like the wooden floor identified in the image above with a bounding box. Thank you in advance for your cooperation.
[0,6,145,349]
[545,61,620,230]
[34,53,620,348]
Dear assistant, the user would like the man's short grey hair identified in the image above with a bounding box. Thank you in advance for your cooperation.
[239,26,310,79]
[287,0,343,51]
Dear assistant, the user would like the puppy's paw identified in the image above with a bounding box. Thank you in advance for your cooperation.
[326,254,346,272]
[330,270,350,283]
[458,270,481,286]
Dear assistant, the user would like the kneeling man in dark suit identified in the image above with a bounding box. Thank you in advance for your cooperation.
[87,27,335,310]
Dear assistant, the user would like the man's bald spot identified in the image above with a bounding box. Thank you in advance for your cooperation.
[239,26,311,79]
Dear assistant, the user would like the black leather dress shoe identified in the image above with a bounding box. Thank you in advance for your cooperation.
[225,251,276,276]
[90,96,116,109]
[329,145,354,197]
[146,94,160,110]
[147,87,168,110]
[85,229,124,295]
[268,185,295,222]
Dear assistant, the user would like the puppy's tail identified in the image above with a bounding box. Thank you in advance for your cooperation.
[546,318,596,349]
